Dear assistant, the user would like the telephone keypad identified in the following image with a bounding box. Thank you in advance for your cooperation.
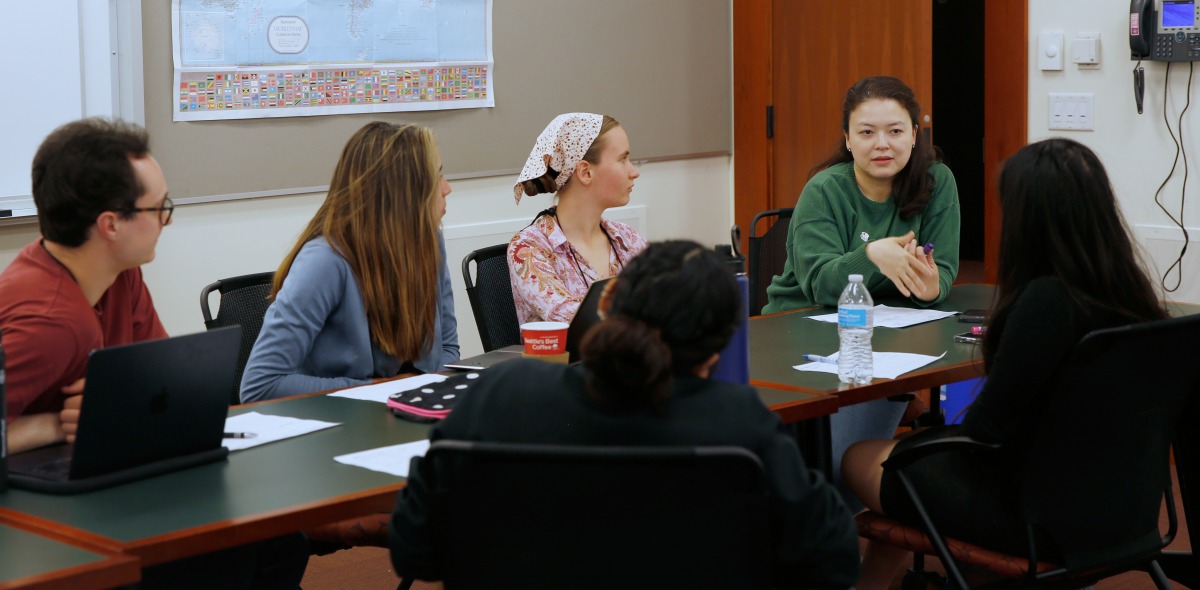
[1153,33,1200,60]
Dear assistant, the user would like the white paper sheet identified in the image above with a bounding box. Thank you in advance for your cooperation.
[221,411,341,452]
[805,305,960,329]
[793,351,948,380]
[327,374,448,404]
[333,440,431,477]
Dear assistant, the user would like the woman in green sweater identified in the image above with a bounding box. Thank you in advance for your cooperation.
[764,76,960,312]
[765,76,961,510]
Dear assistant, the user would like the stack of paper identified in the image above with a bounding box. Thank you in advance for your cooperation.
[806,305,959,328]
[793,351,947,379]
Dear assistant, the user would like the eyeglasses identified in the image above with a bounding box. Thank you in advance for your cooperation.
[124,197,174,225]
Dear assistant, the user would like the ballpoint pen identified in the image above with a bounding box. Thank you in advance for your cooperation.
[223,432,257,439]
[802,354,837,364]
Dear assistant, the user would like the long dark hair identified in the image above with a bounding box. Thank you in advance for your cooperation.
[579,241,741,412]
[812,76,940,219]
[982,138,1166,370]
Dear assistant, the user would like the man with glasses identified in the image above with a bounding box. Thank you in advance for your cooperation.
[1,118,172,453]
[0,120,311,588]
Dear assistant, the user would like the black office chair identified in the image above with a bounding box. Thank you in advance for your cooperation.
[199,271,275,404]
[461,244,521,352]
[747,207,793,315]
[856,313,1200,589]
[397,440,772,590]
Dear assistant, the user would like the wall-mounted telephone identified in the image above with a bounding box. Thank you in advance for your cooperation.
[1131,0,1200,61]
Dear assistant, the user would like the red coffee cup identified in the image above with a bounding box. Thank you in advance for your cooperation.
[520,321,569,362]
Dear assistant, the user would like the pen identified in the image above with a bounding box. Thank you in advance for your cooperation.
[802,354,837,364]
[923,242,934,255]
[223,432,257,439]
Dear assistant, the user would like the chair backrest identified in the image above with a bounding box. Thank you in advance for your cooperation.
[461,244,521,352]
[199,271,275,404]
[1018,313,1200,569]
[421,440,772,589]
[747,207,793,315]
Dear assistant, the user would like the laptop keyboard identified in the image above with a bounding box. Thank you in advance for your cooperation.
[31,457,72,478]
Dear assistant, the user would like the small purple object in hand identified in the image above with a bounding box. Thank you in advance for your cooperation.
[922,242,934,255]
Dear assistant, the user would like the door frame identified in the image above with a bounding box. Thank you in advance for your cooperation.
[732,0,1027,283]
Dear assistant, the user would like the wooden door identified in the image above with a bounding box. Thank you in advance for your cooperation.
[770,1,933,212]
[733,0,1028,282]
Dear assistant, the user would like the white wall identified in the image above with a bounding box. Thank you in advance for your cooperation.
[1029,2,1200,303]
[0,156,732,358]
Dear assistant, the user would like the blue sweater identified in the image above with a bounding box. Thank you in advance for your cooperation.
[240,235,459,402]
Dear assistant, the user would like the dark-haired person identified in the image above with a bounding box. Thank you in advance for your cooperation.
[392,241,860,589]
[764,76,960,312]
[842,138,1167,589]
[0,118,170,454]
[240,121,459,402]
[508,112,648,324]
[762,77,962,508]
[0,118,309,589]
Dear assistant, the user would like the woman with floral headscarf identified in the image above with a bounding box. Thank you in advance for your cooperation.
[508,113,648,324]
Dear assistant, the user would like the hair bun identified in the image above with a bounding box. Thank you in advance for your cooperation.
[581,315,673,410]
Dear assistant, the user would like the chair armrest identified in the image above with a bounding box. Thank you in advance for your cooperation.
[881,433,1001,470]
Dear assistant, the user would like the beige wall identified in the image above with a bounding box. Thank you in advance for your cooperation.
[1029,2,1200,303]
[0,156,733,358]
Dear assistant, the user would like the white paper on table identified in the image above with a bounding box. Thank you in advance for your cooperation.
[792,351,948,380]
[327,374,448,404]
[334,440,431,477]
[805,305,960,329]
[221,411,341,452]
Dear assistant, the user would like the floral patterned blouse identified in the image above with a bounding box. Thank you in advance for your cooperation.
[507,212,648,324]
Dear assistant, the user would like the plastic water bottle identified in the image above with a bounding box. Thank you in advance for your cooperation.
[837,274,874,384]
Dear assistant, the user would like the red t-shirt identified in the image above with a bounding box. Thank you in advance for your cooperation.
[0,240,167,420]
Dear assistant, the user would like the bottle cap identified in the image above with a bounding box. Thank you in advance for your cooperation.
[848,274,863,282]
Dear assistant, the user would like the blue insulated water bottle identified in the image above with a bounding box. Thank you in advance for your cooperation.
[711,241,750,384]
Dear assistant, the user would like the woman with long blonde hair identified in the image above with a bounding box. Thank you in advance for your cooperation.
[241,121,459,402]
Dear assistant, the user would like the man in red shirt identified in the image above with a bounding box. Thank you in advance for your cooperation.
[1,119,312,589]
[1,118,172,453]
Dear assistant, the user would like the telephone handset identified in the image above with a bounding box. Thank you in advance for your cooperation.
[1130,0,1200,61]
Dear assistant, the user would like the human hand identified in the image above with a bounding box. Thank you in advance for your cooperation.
[904,240,940,301]
[60,378,85,443]
[865,231,936,298]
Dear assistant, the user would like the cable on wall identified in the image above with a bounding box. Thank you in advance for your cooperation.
[1154,61,1193,292]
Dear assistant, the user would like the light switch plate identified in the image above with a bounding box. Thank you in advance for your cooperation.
[1048,93,1095,131]
[1039,31,1065,71]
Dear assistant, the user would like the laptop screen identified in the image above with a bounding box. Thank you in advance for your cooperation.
[565,277,612,364]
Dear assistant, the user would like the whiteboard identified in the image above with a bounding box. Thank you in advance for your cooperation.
[0,1,142,218]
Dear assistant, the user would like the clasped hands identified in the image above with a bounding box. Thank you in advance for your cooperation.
[865,231,938,301]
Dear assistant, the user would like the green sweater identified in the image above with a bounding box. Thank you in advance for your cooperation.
[763,161,960,313]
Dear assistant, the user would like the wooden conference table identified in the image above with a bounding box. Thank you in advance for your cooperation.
[0,367,837,586]
[750,283,994,406]
[0,514,138,590]
[0,394,430,569]
[747,283,995,472]
[0,289,982,582]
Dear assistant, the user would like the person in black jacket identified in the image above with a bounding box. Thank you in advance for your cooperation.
[841,138,1167,589]
[391,240,860,589]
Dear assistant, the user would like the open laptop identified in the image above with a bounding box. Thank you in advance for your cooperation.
[446,278,614,371]
[565,277,613,364]
[7,326,240,494]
